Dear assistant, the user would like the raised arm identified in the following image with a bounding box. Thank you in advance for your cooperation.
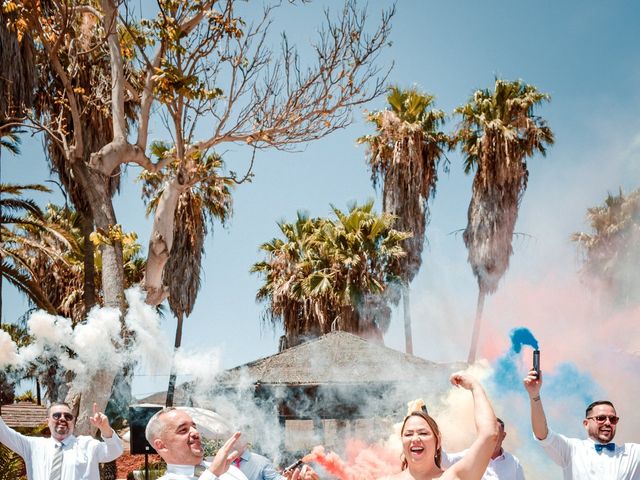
[445,372,498,480]
[0,415,34,459]
[89,403,124,462]
[523,369,548,440]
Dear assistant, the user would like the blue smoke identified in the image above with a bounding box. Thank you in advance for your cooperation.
[510,327,539,352]
[491,327,539,392]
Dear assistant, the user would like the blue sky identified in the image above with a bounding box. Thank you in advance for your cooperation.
[3,0,639,418]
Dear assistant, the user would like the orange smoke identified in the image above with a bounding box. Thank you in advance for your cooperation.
[303,440,401,480]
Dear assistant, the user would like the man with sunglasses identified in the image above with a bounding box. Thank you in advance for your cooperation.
[523,368,640,479]
[0,401,123,480]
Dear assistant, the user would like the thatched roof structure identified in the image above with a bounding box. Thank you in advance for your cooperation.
[216,331,463,386]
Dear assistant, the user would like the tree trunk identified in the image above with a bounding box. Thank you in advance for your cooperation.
[403,286,413,355]
[166,313,184,407]
[66,163,125,435]
[144,177,185,306]
[0,143,3,329]
[467,289,486,364]
[82,213,97,313]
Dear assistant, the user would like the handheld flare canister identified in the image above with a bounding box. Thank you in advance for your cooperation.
[283,460,304,473]
[533,349,541,378]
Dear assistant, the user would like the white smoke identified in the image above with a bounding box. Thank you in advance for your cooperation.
[124,287,171,374]
[63,306,123,390]
[0,330,19,367]
[1,286,225,408]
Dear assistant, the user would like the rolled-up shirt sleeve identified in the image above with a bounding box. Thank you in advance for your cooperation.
[535,429,572,467]
[94,431,124,463]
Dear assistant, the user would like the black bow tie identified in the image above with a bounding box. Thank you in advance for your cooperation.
[595,443,615,453]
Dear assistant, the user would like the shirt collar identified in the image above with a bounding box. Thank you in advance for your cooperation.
[586,437,616,447]
[491,449,505,461]
[166,464,204,476]
[51,435,76,447]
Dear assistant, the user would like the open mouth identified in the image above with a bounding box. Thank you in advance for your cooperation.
[409,446,425,455]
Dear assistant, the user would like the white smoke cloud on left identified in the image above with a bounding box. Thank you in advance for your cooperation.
[0,286,178,396]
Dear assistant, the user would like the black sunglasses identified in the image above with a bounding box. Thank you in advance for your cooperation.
[52,412,74,421]
[586,415,619,425]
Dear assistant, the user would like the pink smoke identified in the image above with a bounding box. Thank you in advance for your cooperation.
[304,440,401,480]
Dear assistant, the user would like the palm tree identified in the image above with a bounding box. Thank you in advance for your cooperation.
[572,188,640,306]
[0,129,25,328]
[1,183,59,317]
[140,144,233,406]
[0,127,23,155]
[454,79,554,363]
[0,7,35,121]
[253,202,409,349]
[359,86,450,354]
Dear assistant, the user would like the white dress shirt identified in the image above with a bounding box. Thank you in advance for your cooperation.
[536,429,640,479]
[159,463,249,480]
[0,416,123,480]
[441,448,525,479]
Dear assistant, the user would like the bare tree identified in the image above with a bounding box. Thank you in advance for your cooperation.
[3,0,393,432]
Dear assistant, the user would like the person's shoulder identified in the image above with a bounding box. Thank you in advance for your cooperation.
[502,449,523,464]
[247,450,271,465]
[536,429,579,445]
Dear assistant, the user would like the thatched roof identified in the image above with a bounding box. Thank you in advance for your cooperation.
[137,332,466,406]
[216,331,464,386]
[0,402,47,429]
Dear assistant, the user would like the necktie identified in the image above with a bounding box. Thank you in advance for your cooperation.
[595,443,616,453]
[234,458,242,468]
[194,464,207,477]
[49,443,64,480]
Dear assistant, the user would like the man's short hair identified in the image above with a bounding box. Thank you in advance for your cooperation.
[145,407,177,444]
[585,400,615,418]
[496,417,505,429]
[47,402,72,416]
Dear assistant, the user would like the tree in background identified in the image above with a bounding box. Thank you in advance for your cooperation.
[253,202,409,349]
[140,143,233,406]
[0,5,34,122]
[1,0,393,430]
[1,184,58,316]
[573,188,640,307]
[454,79,554,363]
[2,184,145,406]
[358,86,450,354]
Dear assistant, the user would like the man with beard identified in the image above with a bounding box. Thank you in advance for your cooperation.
[523,369,640,479]
[0,401,123,480]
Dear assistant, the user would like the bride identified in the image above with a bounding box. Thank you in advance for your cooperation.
[381,371,498,480]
